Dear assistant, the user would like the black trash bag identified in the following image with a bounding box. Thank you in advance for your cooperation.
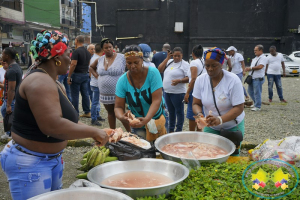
[106,140,156,161]
[4,112,13,132]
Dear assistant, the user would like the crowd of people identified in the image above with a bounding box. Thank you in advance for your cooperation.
[0,29,289,199]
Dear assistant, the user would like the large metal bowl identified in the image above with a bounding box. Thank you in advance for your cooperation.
[87,158,189,199]
[28,188,132,200]
[155,131,235,163]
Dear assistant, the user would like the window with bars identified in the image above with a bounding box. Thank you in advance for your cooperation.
[2,0,22,12]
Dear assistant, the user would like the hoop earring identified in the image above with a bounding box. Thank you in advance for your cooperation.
[55,60,61,66]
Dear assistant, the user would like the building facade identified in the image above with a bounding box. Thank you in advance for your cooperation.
[90,0,300,62]
[0,0,26,55]
[0,0,81,63]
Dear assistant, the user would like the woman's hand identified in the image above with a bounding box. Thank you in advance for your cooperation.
[92,129,109,146]
[171,79,181,86]
[120,112,129,124]
[194,113,207,129]
[184,93,189,103]
[67,77,72,85]
[130,117,147,128]
[206,115,222,127]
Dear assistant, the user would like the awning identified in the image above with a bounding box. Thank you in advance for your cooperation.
[1,38,30,45]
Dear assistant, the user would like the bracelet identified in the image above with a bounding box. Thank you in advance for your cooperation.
[217,116,223,125]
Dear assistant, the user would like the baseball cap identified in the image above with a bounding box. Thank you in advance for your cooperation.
[226,46,237,52]
[138,43,151,62]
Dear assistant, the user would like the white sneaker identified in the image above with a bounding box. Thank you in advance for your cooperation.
[250,105,255,108]
[1,134,12,139]
[251,107,261,111]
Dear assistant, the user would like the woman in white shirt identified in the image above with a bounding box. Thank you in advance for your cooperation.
[158,47,189,132]
[193,47,245,155]
[184,45,206,131]
[226,46,249,100]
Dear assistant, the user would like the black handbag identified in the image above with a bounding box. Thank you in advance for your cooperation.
[210,78,243,155]
[244,70,254,85]
[244,57,261,85]
[105,140,156,161]
[4,112,13,132]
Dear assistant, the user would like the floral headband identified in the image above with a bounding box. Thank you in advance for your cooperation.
[124,51,143,59]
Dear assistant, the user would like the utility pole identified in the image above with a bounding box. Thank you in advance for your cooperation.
[75,0,78,37]
[0,26,2,53]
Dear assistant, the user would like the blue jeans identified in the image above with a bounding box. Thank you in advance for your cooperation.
[267,74,284,100]
[70,73,91,114]
[1,99,15,136]
[248,77,265,108]
[163,89,169,133]
[90,86,100,121]
[236,72,248,98]
[88,77,93,102]
[0,141,64,200]
[164,93,185,132]
[58,73,72,102]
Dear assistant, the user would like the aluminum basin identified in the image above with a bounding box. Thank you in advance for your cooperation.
[155,131,235,163]
[87,158,189,199]
[28,188,132,200]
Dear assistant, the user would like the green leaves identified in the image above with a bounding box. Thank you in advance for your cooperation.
[137,161,300,200]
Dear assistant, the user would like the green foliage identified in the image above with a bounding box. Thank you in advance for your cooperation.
[137,161,300,200]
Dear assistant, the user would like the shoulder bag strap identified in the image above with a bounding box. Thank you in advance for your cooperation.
[163,60,174,72]
[210,77,238,124]
[128,72,145,117]
[250,57,262,76]
[197,58,204,77]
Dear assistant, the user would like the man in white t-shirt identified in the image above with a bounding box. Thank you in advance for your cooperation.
[265,46,287,103]
[226,46,249,100]
[245,45,267,111]
[89,43,105,126]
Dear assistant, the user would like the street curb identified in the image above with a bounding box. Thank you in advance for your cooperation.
[0,138,258,149]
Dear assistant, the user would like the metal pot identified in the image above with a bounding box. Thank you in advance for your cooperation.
[87,158,189,199]
[28,188,132,200]
[155,131,235,163]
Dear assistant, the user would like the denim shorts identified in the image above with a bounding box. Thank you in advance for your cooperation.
[186,90,205,120]
[0,140,64,200]
[186,90,194,120]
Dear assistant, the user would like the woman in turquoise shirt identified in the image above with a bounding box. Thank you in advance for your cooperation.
[115,45,166,141]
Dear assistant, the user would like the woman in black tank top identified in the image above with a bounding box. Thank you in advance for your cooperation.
[0,31,111,199]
